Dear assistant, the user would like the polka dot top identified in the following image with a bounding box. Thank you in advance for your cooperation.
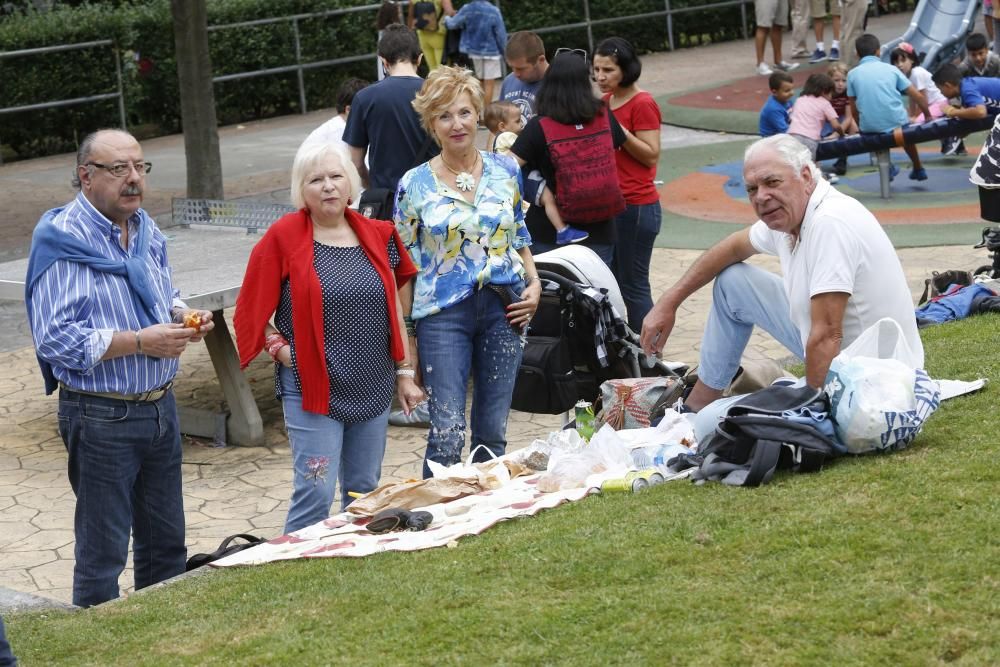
[274,239,400,423]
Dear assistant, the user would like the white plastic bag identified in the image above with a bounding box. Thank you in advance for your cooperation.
[537,425,632,491]
[824,318,940,453]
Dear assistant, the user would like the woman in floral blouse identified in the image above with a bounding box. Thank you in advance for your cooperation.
[394,66,541,478]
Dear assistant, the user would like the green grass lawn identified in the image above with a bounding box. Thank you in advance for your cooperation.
[7,315,1000,666]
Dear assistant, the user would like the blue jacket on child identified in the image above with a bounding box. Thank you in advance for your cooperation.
[444,0,507,57]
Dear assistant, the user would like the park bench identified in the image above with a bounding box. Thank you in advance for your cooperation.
[172,197,295,234]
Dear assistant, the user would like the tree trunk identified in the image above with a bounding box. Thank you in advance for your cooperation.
[171,0,224,199]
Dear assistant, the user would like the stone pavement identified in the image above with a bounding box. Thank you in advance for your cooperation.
[0,9,987,609]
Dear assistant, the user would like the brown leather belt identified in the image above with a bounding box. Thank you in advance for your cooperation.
[59,382,173,403]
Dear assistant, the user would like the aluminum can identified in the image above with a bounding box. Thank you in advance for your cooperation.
[575,400,595,441]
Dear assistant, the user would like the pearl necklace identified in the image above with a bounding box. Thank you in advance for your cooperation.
[439,151,480,192]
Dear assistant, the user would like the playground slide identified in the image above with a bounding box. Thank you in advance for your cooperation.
[879,0,980,72]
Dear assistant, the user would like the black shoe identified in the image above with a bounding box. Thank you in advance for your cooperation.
[942,137,961,156]
[832,157,848,176]
[367,508,411,534]
[956,140,968,156]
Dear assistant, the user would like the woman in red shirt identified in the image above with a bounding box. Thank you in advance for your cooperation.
[593,37,662,331]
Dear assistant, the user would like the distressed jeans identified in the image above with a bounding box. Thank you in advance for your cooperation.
[57,388,186,608]
[698,262,804,390]
[416,285,524,478]
[279,366,388,534]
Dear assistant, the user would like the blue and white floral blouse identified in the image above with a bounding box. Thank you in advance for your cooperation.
[394,150,531,320]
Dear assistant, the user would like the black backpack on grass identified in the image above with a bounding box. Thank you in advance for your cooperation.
[694,384,843,487]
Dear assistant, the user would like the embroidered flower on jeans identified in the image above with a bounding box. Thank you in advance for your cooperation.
[305,456,330,485]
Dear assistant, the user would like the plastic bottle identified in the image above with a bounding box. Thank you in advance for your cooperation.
[630,443,690,470]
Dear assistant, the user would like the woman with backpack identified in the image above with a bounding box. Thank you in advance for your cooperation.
[593,37,662,331]
[510,50,628,266]
[407,0,455,72]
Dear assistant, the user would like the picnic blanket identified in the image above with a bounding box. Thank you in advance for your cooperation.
[211,474,593,567]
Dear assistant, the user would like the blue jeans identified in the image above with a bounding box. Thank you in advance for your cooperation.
[698,263,804,390]
[613,201,662,331]
[279,366,388,533]
[530,241,615,267]
[416,286,524,478]
[0,616,14,667]
[57,388,186,608]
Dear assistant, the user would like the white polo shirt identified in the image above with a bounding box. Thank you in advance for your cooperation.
[748,178,923,366]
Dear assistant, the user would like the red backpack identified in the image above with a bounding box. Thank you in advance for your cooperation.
[538,109,626,224]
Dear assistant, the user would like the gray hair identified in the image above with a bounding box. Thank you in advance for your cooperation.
[71,128,133,189]
[289,142,362,210]
[744,134,822,182]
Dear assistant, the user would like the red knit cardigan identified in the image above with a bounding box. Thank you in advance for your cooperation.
[234,208,417,414]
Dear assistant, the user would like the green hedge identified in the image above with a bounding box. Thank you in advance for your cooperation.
[0,0,749,161]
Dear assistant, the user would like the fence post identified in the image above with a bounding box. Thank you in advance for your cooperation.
[114,46,128,130]
[741,0,749,40]
[664,0,675,51]
[292,17,307,114]
[583,0,594,52]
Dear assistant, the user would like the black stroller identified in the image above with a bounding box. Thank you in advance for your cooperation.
[510,246,686,415]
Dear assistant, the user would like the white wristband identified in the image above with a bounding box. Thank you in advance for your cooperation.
[396,369,416,378]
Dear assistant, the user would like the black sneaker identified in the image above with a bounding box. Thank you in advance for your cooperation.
[942,137,961,156]
[956,140,968,156]
[832,156,848,175]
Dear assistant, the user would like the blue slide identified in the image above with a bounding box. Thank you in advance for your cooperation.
[880,0,980,72]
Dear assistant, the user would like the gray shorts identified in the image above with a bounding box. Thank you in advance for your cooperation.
[756,0,789,27]
[810,0,842,16]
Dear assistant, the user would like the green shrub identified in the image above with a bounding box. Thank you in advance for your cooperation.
[0,0,751,161]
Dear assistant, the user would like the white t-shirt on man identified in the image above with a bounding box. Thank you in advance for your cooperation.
[748,178,923,365]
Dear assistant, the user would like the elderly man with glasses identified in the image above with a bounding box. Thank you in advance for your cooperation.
[25,128,214,607]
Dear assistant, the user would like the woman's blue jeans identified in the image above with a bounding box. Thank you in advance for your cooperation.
[57,389,186,608]
[698,262,804,390]
[416,286,524,478]
[279,366,388,534]
[613,201,662,331]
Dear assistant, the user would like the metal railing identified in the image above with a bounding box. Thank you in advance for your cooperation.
[0,0,752,154]
[0,39,126,165]
[206,0,752,115]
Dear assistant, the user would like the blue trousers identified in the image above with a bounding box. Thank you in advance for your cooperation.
[279,366,389,533]
[58,388,186,608]
[0,615,15,667]
[698,263,804,390]
[416,287,524,478]
[613,201,662,330]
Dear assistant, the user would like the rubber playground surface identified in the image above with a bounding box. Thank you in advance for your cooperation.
[655,67,990,250]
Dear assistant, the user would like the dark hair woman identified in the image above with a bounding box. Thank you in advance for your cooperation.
[593,36,662,331]
[510,51,628,265]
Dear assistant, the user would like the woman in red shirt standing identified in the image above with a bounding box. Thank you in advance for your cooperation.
[593,37,662,331]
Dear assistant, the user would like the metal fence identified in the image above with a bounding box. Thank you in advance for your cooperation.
[0,39,126,165]
[0,0,752,152]
[207,0,753,115]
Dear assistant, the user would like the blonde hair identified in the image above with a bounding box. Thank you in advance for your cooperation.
[411,66,484,144]
[289,142,361,210]
[827,61,849,79]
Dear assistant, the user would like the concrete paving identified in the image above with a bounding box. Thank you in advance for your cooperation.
[0,9,989,610]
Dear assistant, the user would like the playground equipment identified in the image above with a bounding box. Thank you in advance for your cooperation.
[879,0,980,73]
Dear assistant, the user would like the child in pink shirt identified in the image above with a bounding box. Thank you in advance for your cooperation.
[788,72,846,160]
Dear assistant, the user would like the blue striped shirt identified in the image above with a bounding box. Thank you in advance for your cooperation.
[28,192,183,393]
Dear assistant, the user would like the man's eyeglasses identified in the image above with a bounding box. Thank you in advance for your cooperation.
[85,161,153,178]
[554,47,589,63]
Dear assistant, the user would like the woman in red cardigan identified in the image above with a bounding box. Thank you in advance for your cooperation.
[234,143,422,534]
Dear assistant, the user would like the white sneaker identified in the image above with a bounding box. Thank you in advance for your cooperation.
[774,61,800,72]
[757,62,774,76]
[824,172,839,184]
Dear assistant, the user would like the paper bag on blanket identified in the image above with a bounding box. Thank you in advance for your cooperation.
[346,477,484,517]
